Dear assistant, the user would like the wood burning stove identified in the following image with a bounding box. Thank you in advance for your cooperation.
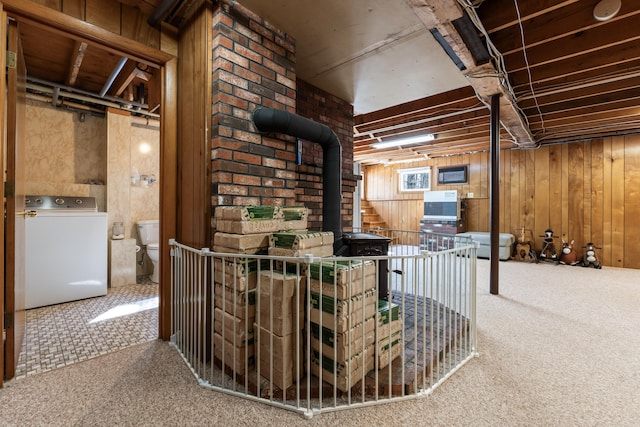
[342,232,391,299]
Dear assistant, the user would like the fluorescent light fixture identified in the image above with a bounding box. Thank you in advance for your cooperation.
[372,134,435,149]
[381,158,420,166]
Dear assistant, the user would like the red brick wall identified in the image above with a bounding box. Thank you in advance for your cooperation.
[296,80,357,233]
[211,4,297,209]
[210,4,356,236]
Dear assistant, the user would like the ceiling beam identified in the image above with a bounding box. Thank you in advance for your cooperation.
[356,104,487,138]
[478,0,578,34]
[532,96,640,123]
[502,15,640,73]
[404,0,536,147]
[355,109,491,145]
[529,105,640,131]
[66,40,87,86]
[518,78,640,111]
[110,60,143,97]
[489,2,640,56]
[354,86,477,127]
[509,49,640,91]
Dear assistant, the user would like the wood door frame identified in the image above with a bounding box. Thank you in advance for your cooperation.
[3,17,28,382]
[0,6,6,388]
[0,0,177,383]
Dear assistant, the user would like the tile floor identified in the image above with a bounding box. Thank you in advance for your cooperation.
[15,277,159,379]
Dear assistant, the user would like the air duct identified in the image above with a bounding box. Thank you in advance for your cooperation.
[252,107,344,252]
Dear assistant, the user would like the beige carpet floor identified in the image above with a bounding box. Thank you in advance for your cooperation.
[1,259,639,426]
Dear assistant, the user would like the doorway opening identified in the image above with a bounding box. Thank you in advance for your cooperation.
[3,3,176,383]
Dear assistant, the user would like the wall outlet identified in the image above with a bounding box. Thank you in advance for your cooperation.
[467,192,474,198]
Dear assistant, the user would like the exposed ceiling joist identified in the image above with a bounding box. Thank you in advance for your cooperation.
[490,2,640,56]
[66,41,88,86]
[479,0,579,34]
[404,0,536,148]
[112,60,139,96]
[11,0,640,166]
[354,86,478,129]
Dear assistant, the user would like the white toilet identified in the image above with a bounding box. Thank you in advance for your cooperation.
[137,220,160,283]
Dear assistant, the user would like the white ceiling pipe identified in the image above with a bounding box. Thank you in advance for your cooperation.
[28,76,148,110]
[26,82,160,119]
[28,92,160,129]
[100,57,128,97]
[27,92,103,114]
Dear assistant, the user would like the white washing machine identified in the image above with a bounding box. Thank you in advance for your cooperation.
[25,195,108,309]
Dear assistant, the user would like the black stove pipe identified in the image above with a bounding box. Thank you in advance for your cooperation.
[252,107,344,253]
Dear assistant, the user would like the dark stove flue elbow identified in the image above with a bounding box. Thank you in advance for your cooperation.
[252,107,343,250]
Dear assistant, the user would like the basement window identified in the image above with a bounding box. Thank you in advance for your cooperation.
[398,167,431,192]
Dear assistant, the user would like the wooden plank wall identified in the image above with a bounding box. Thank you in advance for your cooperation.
[30,0,160,48]
[364,136,640,268]
[176,1,211,248]
[364,151,489,233]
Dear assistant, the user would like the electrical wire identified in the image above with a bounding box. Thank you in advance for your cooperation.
[456,0,536,138]
[535,119,640,141]
[512,0,546,134]
[354,102,486,138]
[515,66,640,100]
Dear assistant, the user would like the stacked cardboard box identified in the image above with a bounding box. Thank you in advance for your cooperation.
[213,282,255,320]
[213,232,271,254]
[269,230,334,257]
[310,317,376,362]
[280,206,308,231]
[310,345,375,392]
[212,205,305,378]
[309,289,377,331]
[213,257,262,291]
[214,307,253,344]
[307,260,378,391]
[376,300,403,370]
[211,205,400,387]
[213,332,254,376]
[213,307,254,368]
[212,258,261,375]
[255,270,305,390]
[215,205,283,234]
[308,260,377,300]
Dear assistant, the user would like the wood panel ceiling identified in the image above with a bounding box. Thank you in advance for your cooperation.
[21,22,124,95]
[355,0,640,165]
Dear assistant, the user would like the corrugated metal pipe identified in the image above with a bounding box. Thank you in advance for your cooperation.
[252,107,344,253]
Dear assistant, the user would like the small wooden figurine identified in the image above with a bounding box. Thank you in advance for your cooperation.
[539,229,558,262]
[559,239,579,266]
[582,242,602,269]
[512,227,537,262]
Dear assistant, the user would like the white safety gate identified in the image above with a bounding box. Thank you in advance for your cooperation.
[169,230,478,418]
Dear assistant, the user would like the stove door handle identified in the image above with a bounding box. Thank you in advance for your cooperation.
[17,210,38,218]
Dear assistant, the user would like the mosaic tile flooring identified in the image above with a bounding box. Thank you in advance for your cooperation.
[15,277,158,379]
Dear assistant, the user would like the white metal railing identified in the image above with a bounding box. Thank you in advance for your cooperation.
[169,230,477,418]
